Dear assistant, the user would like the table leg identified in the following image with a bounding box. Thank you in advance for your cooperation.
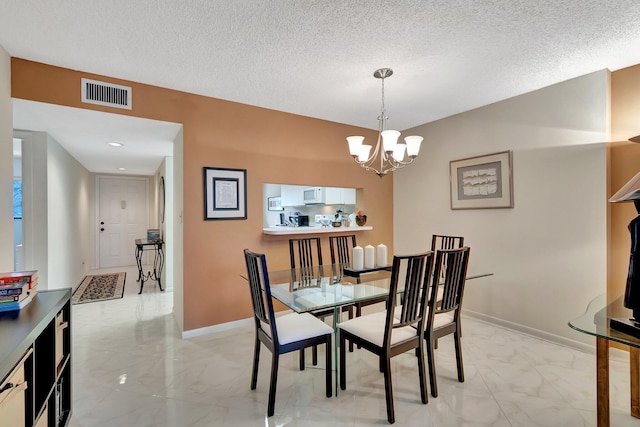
[333,306,340,396]
[153,243,165,291]
[596,337,609,427]
[631,347,640,418]
[135,244,143,282]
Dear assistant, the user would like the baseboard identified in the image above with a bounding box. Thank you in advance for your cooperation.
[181,317,253,339]
[181,309,293,339]
[463,308,597,355]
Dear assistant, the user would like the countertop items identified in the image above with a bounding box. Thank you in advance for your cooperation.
[263,225,373,235]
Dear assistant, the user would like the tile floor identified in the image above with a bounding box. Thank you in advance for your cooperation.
[69,265,638,426]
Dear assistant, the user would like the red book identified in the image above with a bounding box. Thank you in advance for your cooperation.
[0,271,38,285]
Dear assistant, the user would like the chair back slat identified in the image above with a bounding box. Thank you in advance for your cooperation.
[244,249,278,343]
[289,237,324,286]
[431,234,464,251]
[384,252,434,347]
[430,247,470,314]
[329,234,356,266]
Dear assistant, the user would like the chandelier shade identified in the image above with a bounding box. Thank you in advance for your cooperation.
[347,68,423,177]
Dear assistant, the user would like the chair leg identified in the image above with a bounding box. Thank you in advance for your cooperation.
[312,345,318,365]
[454,328,465,383]
[426,336,438,398]
[267,352,279,417]
[340,331,347,390]
[251,337,261,390]
[299,349,305,371]
[383,356,395,424]
[325,335,332,397]
[417,341,428,404]
[348,307,354,352]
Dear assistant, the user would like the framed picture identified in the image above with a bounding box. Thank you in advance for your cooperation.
[267,196,283,211]
[450,151,513,210]
[203,167,247,220]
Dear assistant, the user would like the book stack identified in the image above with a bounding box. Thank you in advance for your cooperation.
[0,270,38,313]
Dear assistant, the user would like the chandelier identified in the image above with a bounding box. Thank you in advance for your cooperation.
[347,68,423,178]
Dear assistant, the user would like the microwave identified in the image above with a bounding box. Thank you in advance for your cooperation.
[303,187,326,204]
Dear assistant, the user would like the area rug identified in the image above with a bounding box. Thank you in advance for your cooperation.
[72,272,126,304]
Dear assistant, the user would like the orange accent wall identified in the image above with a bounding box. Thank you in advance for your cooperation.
[11,58,394,331]
[610,65,640,300]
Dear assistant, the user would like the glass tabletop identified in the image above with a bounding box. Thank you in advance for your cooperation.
[243,264,493,315]
[266,264,391,313]
[568,294,640,349]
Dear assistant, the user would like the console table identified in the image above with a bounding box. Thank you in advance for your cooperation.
[569,294,640,427]
[134,239,164,294]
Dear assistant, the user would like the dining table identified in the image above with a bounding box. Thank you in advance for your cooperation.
[246,263,492,395]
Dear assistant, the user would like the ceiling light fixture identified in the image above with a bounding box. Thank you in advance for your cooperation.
[107,142,124,147]
[347,68,423,178]
[118,167,126,171]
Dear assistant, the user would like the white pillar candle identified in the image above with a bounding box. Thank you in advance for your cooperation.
[353,246,364,270]
[376,243,388,267]
[364,245,375,269]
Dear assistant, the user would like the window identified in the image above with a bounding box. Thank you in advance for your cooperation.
[13,179,22,219]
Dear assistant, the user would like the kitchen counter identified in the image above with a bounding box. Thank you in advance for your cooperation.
[263,225,373,235]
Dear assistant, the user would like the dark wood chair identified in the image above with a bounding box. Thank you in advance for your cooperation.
[243,249,333,416]
[424,246,471,398]
[339,252,435,424]
[431,234,464,251]
[289,237,353,364]
[329,234,388,317]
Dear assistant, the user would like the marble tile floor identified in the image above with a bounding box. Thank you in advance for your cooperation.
[69,266,638,426]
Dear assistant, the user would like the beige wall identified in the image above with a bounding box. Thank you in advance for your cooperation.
[394,70,609,346]
[609,65,640,300]
[0,46,12,270]
[11,58,393,332]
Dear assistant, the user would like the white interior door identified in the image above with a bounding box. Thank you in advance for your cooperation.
[98,177,147,268]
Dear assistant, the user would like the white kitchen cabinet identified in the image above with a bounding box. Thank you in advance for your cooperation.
[343,188,356,204]
[324,187,356,205]
[324,187,342,204]
[281,185,304,206]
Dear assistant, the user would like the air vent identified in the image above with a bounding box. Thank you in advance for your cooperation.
[81,78,132,110]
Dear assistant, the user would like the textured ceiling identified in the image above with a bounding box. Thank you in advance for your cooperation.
[2,1,640,173]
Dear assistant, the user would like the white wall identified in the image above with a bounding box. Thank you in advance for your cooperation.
[394,70,609,346]
[46,134,91,289]
[0,45,13,270]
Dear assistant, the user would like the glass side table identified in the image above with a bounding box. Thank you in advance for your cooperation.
[569,294,640,427]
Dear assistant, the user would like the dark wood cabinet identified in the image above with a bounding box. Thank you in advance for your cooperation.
[0,289,72,427]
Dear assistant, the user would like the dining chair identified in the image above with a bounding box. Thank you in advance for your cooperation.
[431,234,464,251]
[289,237,353,364]
[424,246,471,398]
[338,252,435,424]
[329,234,388,317]
[243,249,333,416]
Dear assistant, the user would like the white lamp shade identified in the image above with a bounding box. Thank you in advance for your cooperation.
[381,130,400,152]
[392,143,406,161]
[347,136,365,156]
[358,145,372,162]
[404,135,423,157]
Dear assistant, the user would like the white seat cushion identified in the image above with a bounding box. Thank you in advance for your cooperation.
[261,313,333,345]
[338,311,418,347]
[431,312,454,328]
